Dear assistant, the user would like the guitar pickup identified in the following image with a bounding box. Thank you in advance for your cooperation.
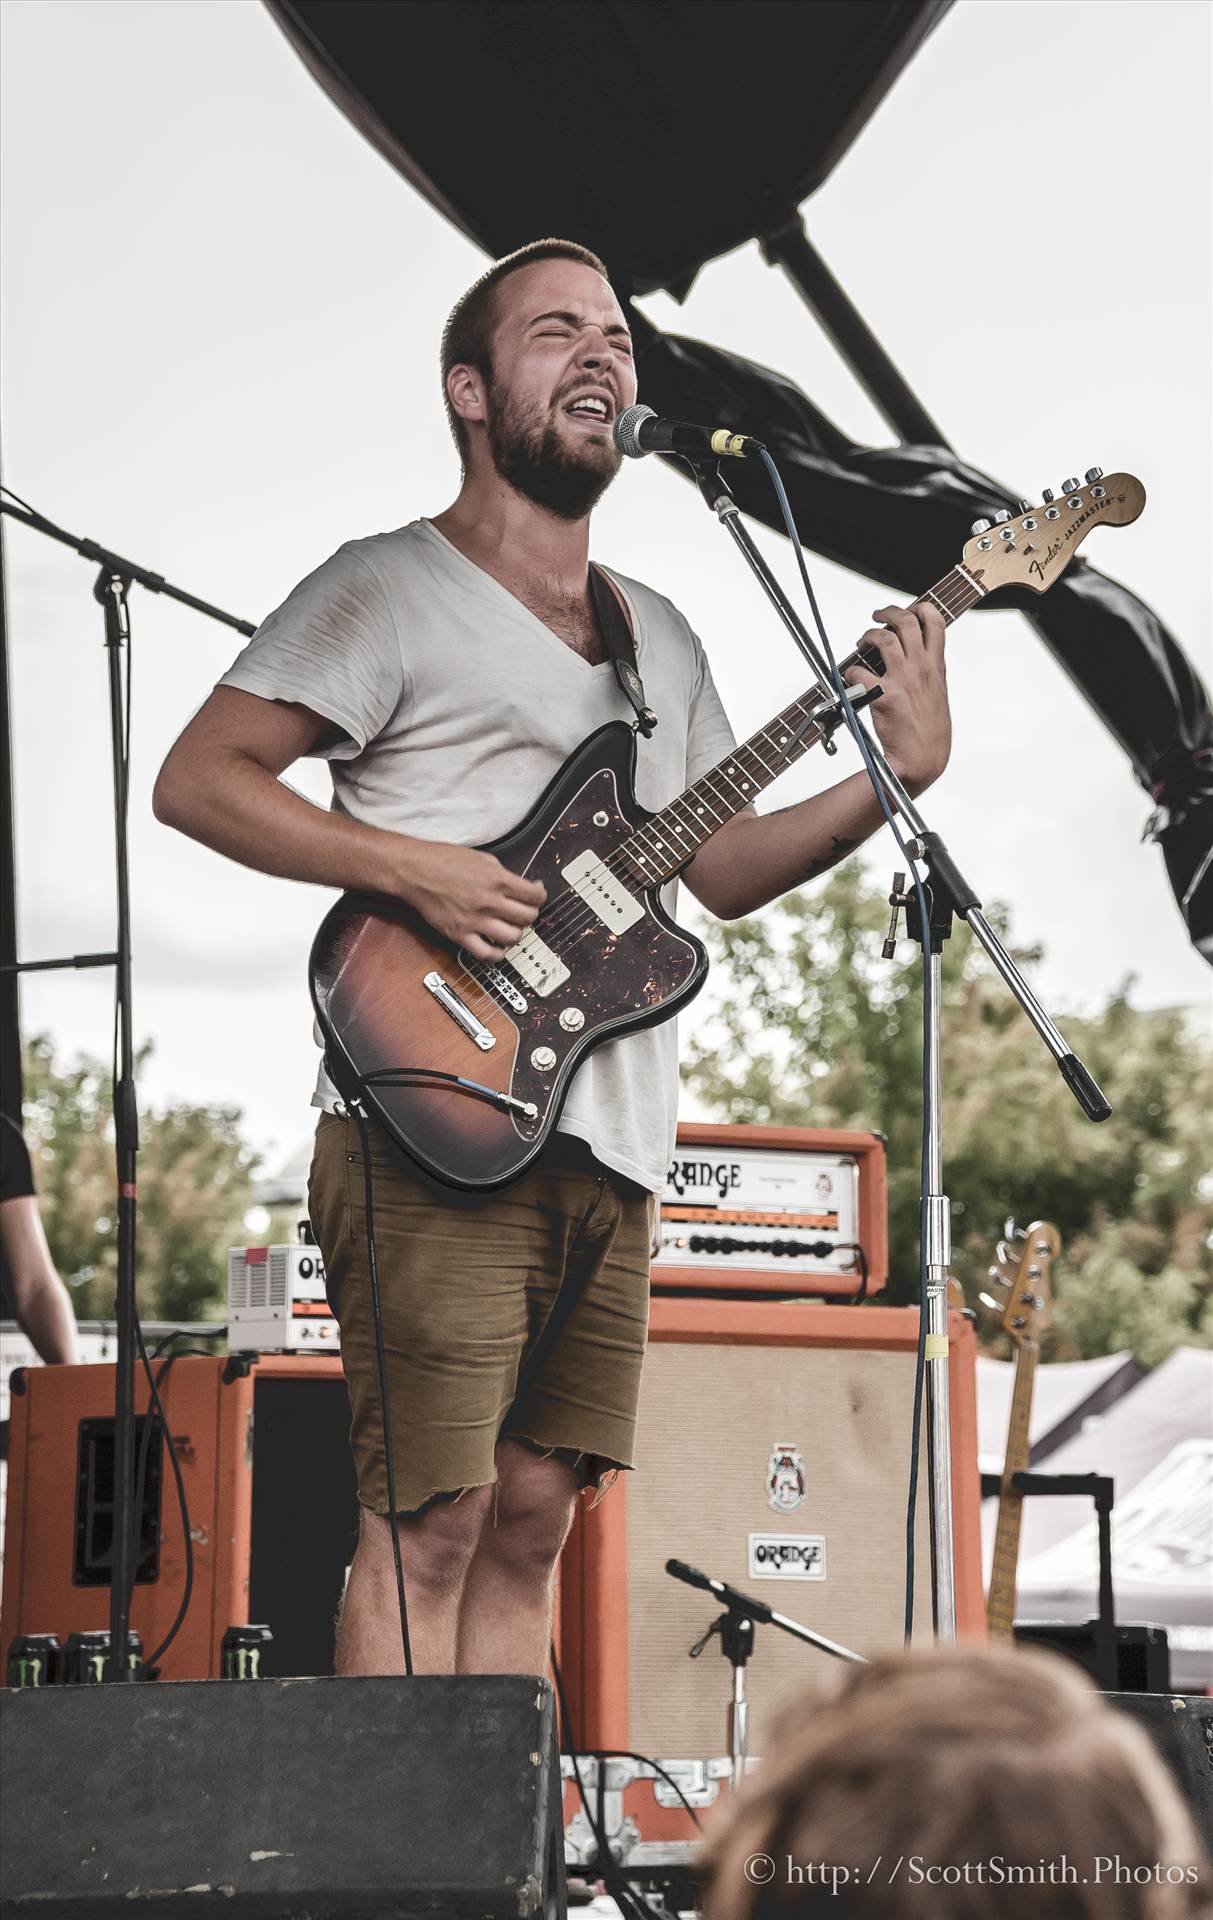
[505,929,569,998]
[562,849,644,933]
[423,972,495,1050]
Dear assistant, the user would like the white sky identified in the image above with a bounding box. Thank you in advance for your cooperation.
[2,0,1210,1176]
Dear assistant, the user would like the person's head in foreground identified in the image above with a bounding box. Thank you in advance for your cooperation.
[700,1644,1210,1920]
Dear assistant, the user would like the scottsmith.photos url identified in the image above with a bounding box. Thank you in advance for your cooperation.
[740,1855,1202,1891]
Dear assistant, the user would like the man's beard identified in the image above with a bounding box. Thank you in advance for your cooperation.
[485,383,622,522]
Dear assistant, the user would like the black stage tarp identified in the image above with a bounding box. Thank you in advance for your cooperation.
[262,0,1211,959]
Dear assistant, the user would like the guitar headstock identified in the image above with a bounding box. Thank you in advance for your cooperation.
[981,1218,1061,1348]
[961,469,1144,596]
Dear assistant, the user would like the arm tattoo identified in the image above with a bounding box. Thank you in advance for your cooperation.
[803,835,857,881]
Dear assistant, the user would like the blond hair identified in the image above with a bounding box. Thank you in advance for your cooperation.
[701,1645,1209,1920]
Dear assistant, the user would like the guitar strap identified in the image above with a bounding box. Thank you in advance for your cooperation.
[588,564,658,737]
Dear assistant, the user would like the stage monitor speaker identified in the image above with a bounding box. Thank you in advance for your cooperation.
[1106,1693,1213,1843]
[0,1675,566,1918]
[559,1298,984,1768]
[1016,1620,1172,1694]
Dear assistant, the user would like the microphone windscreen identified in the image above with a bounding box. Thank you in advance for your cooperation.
[613,403,656,459]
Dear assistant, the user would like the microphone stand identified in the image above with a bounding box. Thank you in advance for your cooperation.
[681,459,1110,1643]
[0,495,254,1676]
[667,1559,864,1788]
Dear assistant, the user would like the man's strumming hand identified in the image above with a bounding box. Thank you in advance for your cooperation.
[393,840,547,963]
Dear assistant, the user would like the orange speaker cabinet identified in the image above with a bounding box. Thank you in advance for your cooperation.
[1,1353,357,1681]
[557,1297,983,1846]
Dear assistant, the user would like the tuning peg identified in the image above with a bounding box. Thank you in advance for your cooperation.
[1017,500,1034,514]
[1004,1217,1026,1241]
[987,1265,1011,1288]
[1041,488,1055,504]
[978,1291,1000,1313]
[1085,466,1103,483]
[971,518,992,535]
[1062,477,1079,493]
[996,1240,1016,1267]
[992,510,1012,524]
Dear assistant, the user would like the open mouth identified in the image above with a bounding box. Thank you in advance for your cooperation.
[562,397,612,427]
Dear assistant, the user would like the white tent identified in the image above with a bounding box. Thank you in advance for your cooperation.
[980,1347,1213,1692]
[976,1349,1141,1474]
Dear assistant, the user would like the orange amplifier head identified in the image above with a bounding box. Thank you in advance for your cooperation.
[655,1123,887,1299]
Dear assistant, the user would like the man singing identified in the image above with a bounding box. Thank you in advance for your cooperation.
[153,239,951,1679]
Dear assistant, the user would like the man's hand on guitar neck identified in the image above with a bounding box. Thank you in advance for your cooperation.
[844,601,951,798]
[680,599,952,922]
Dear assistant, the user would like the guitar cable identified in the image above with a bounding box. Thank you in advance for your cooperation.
[755,448,935,1646]
[349,1099,415,1677]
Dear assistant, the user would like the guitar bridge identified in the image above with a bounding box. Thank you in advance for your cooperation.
[423,971,496,1050]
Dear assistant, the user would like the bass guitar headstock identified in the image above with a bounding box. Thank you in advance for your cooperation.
[979,1217,1061,1348]
[961,469,1144,596]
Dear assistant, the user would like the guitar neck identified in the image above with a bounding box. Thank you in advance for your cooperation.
[987,1342,1038,1641]
[615,565,984,888]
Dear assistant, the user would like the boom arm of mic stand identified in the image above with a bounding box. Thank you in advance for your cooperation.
[680,457,1111,1122]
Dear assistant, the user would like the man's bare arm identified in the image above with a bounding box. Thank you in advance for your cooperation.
[682,602,951,920]
[152,687,545,962]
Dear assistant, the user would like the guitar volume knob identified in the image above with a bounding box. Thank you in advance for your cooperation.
[530,1047,556,1071]
[558,1008,585,1032]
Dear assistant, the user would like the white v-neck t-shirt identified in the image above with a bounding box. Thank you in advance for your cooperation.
[217,518,739,1193]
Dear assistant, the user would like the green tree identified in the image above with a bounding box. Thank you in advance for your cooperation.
[681,870,1212,1364]
[20,1033,261,1321]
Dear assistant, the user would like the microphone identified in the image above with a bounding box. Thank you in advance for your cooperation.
[613,403,765,462]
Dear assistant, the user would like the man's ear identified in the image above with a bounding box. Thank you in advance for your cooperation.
[447,362,487,429]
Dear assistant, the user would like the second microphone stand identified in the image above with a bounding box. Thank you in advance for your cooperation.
[683,458,1110,1642]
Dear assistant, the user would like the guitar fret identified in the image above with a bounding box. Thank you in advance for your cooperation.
[619,563,987,885]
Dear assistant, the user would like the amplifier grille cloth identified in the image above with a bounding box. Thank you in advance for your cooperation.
[628,1340,932,1757]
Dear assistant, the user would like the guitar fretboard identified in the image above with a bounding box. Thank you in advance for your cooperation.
[615,565,983,888]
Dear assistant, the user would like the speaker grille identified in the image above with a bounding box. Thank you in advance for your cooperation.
[627,1339,932,1757]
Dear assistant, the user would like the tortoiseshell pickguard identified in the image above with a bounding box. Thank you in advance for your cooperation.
[310,732,708,1189]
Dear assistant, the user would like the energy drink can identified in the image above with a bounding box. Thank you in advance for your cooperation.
[62,1630,143,1684]
[221,1624,273,1680]
[6,1633,62,1688]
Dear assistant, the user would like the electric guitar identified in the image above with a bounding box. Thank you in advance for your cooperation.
[984,1219,1061,1641]
[310,469,1144,1189]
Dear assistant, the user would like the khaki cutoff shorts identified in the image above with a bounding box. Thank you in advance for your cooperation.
[306,1111,654,1516]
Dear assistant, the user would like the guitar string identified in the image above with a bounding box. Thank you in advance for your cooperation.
[447,577,976,1016]
[444,582,976,1021]
[440,577,976,1021]
[463,577,975,980]
[447,703,829,1023]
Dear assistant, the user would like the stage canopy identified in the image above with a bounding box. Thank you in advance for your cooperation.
[266,0,1213,961]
